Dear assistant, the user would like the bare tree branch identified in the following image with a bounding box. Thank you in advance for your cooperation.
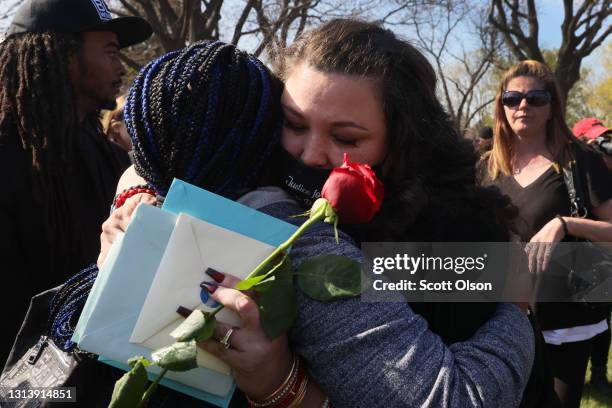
[488,0,611,110]
[232,0,257,44]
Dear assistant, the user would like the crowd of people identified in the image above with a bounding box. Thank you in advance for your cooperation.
[0,0,611,407]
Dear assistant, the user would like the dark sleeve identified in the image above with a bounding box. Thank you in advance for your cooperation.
[0,147,34,365]
[582,148,612,208]
[260,202,535,408]
[0,144,26,278]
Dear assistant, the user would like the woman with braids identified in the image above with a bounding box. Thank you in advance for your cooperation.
[97,20,535,407]
[0,0,151,367]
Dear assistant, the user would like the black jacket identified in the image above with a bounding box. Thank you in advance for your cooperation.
[0,120,129,367]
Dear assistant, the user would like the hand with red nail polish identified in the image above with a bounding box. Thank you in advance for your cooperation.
[196,271,294,400]
[205,268,225,283]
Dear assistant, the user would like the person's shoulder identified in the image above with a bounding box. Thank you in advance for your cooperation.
[572,139,604,161]
[571,140,610,175]
[238,186,297,210]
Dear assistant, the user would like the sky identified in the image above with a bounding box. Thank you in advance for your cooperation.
[531,1,609,71]
[539,0,567,49]
[0,0,609,71]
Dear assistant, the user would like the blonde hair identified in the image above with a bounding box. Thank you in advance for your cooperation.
[487,60,577,180]
[101,95,126,135]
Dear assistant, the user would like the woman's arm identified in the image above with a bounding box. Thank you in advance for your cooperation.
[201,267,532,408]
[563,197,612,241]
[203,201,534,408]
[284,219,533,408]
[527,197,612,273]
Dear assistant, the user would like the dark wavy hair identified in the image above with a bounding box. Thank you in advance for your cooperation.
[0,32,96,252]
[276,19,515,241]
[125,40,283,198]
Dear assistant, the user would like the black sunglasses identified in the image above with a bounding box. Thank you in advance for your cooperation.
[501,90,551,107]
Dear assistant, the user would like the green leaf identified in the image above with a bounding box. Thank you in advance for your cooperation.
[170,310,216,342]
[255,258,296,339]
[258,278,297,339]
[237,256,289,291]
[195,314,216,342]
[235,274,269,291]
[151,340,198,371]
[297,255,366,301]
[252,276,276,292]
[127,356,152,368]
[109,359,149,408]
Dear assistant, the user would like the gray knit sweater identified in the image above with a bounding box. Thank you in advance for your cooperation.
[241,188,535,408]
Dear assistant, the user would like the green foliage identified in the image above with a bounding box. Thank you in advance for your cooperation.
[566,70,598,128]
[151,340,198,372]
[580,314,612,407]
[583,43,612,125]
[236,255,288,291]
[109,358,149,408]
[297,255,366,301]
[256,257,297,339]
[170,310,216,342]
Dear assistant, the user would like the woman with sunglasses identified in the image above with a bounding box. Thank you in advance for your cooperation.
[481,60,612,408]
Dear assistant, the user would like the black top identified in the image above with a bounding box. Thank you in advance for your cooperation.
[482,144,612,330]
[0,120,129,367]
[483,153,611,242]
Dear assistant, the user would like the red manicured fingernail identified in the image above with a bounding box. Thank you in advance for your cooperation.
[176,305,193,318]
[200,281,218,294]
[205,268,225,283]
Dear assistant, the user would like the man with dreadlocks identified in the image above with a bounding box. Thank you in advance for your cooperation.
[0,0,151,366]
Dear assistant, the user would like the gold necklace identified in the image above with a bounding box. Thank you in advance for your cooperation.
[512,158,551,175]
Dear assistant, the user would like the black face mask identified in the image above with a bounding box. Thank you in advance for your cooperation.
[276,148,332,208]
[276,148,388,208]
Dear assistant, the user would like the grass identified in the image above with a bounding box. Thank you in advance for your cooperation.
[580,331,612,408]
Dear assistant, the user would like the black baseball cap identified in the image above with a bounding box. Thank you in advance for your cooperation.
[7,0,153,48]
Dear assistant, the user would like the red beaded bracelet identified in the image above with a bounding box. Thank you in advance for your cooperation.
[112,184,157,210]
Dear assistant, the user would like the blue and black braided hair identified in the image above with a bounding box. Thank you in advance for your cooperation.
[124,40,283,198]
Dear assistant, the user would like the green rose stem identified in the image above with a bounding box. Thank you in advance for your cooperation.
[245,199,332,280]
[138,368,168,407]
[134,200,336,406]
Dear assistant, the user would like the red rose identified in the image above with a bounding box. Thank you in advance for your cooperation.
[321,153,384,224]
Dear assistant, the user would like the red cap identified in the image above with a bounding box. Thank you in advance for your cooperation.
[572,118,611,140]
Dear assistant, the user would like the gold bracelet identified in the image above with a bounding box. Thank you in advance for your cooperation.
[247,355,299,407]
[287,372,308,408]
[266,355,299,402]
[265,359,300,406]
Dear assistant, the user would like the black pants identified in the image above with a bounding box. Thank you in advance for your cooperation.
[590,307,611,368]
[546,339,593,408]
